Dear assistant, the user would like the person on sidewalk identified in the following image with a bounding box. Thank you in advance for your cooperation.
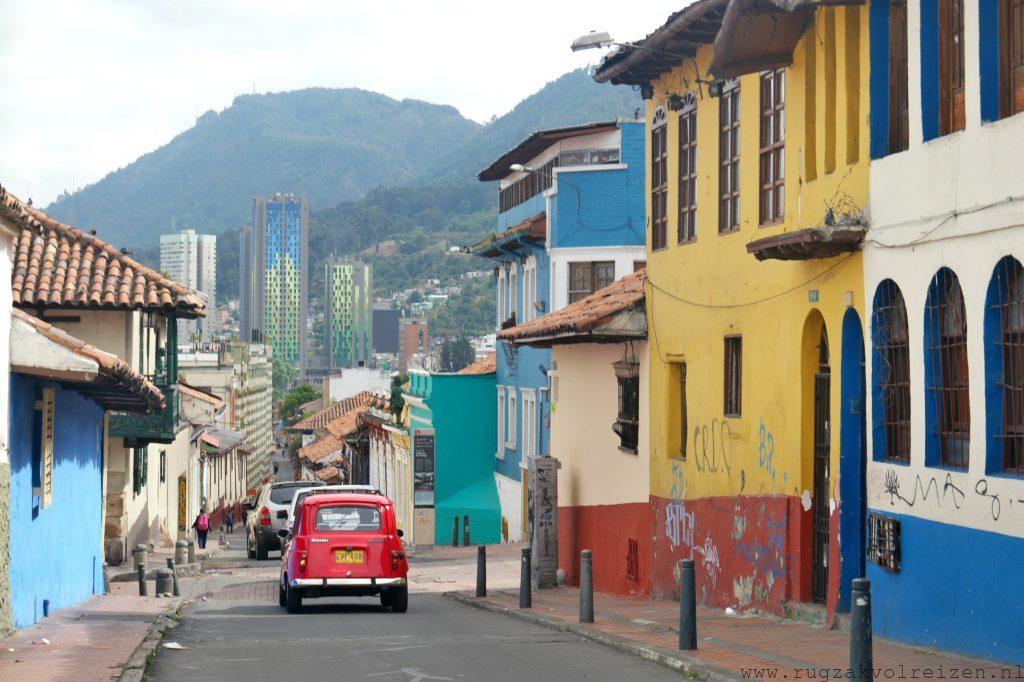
[225,509,234,534]
[192,508,211,549]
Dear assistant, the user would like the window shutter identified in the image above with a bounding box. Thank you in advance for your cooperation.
[39,388,55,509]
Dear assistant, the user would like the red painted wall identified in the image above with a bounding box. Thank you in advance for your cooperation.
[558,503,653,598]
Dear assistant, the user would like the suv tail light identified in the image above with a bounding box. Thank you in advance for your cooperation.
[259,506,271,526]
[390,549,405,572]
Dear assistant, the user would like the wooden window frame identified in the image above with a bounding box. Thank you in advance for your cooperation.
[888,0,910,153]
[719,80,741,234]
[1000,0,1024,118]
[938,0,966,135]
[724,336,742,417]
[759,68,786,225]
[872,280,912,463]
[651,110,669,250]
[568,261,615,304]
[677,102,698,244]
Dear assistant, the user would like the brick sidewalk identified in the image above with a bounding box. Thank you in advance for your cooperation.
[408,543,522,593]
[0,595,178,682]
[451,586,1016,680]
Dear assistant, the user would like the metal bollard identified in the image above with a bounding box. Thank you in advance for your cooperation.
[579,549,594,623]
[678,559,697,650]
[166,557,174,570]
[475,545,487,597]
[187,539,195,564]
[463,515,471,546]
[452,517,460,547]
[132,543,148,569]
[137,564,148,597]
[519,548,532,608]
[850,578,873,680]
[155,568,173,595]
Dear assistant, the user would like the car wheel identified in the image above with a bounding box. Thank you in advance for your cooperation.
[256,537,268,561]
[285,585,303,614]
[278,579,287,608]
[390,587,408,613]
[380,590,393,608]
[247,534,256,560]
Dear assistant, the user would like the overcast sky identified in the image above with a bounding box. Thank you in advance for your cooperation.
[0,0,682,206]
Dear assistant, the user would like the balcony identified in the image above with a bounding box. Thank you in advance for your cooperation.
[109,384,180,446]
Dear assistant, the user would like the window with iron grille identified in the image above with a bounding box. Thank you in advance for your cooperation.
[888,0,910,152]
[614,373,640,453]
[719,80,741,233]
[867,512,901,572]
[989,257,1024,474]
[724,336,742,417]
[651,110,669,250]
[568,261,615,303]
[759,68,785,225]
[626,538,639,582]
[938,0,966,134]
[678,103,698,244]
[679,362,688,459]
[1000,0,1024,118]
[924,268,970,469]
[872,279,911,463]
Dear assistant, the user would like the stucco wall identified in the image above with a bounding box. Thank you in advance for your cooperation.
[9,376,105,628]
[0,228,15,635]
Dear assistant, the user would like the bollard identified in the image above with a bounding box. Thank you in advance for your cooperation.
[579,549,594,623]
[678,559,697,650]
[452,517,460,547]
[166,557,174,570]
[187,538,195,564]
[42,599,49,618]
[463,515,471,547]
[132,543,148,569]
[175,540,188,566]
[850,578,873,680]
[519,548,532,608]
[155,568,173,595]
[137,564,148,597]
[167,558,181,597]
[475,545,487,597]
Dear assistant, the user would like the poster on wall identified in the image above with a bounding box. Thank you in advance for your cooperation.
[178,475,188,532]
[413,429,435,507]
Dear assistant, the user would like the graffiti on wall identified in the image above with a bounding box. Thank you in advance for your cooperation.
[880,468,1024,525]
[692,419,733,477]
[757,421,777,482]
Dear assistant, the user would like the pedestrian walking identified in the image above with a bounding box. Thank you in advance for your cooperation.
[192,508,211,549]
[225,509,234,534]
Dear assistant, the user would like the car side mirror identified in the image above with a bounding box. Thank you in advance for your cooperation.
[396,529,404,538]
[277,528,289,539]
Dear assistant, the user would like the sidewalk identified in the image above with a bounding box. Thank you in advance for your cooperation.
[449,586,1016,680]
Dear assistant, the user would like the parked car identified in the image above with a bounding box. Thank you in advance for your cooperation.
[247,480,322,560]
[278,490,408,614]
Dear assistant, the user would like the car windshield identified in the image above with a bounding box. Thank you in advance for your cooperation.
[315,505,382,532]
[269,484,307,505]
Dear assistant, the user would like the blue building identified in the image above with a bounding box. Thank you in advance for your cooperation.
[471,120,646,541]
[7,309,164,628]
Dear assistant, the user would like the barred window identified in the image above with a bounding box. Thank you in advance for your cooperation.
[872,280,911,463]
[724,336,742,417]
[759,68,785,224]
[989,257,1024,474]
[719,80,741,234]
[925,268,970,469]
[678,102,698,244]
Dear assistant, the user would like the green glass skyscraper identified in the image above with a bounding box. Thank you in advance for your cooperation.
[325,257,372,368]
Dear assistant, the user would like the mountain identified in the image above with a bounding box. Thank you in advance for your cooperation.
[45,88,481,247]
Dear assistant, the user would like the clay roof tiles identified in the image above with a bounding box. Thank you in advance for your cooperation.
[290,391,377,432]
[0,185,205,318]
[457,353,496,375]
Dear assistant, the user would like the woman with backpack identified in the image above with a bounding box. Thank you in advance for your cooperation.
[192,508,211,549]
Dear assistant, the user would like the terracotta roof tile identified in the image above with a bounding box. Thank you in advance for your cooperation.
[457,353,496,375]
[291,391,377,431]
[0,184,205,317]
[297,433,344,462]
[467,213,546,257]
[324,406,369,439]
[499,269,646,344]
[314,465,342,482]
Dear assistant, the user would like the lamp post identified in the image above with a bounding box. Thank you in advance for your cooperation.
[570,31,714,95]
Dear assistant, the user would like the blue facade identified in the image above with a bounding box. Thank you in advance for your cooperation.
[9,375,105,628]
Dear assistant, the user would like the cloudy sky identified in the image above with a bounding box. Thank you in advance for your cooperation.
[0,0,682,206]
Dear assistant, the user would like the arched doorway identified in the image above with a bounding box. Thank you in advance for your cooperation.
[811,325,831,604]
[838,307,866,612]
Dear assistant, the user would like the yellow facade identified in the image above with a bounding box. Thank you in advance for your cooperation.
[643,5,868,609]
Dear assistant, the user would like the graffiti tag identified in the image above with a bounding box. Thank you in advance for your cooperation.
[758,421,776,481]
[693,419,732,477]
[665,501,695,550]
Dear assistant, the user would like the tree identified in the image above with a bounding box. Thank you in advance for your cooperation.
[272,357,298,403]
[439,335,476,372]
[279,384,321,426]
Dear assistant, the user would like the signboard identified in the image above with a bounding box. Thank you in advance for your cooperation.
[178,475,188,532]
[413,429,435,507]
[528,455,560,588]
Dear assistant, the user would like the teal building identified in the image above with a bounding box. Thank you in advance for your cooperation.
[405,359,502,545]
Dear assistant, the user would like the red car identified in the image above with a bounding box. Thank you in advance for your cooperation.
[277,490,408,614]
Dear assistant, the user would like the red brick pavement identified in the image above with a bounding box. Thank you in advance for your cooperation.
[459,586,1018,679]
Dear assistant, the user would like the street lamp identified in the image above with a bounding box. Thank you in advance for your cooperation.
[509,164,580,213]
[570,31,713,95]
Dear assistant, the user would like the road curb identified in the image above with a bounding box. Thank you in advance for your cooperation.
[117,600,184,682]
[445,592,740,681]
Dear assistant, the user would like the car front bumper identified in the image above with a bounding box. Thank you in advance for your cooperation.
[290,577,407,588]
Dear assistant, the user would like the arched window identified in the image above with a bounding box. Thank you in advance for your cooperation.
[985,257,1024,475]
[924,268,970,469]
[872,279,911,463]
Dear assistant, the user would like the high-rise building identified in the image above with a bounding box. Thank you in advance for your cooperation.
[398,318,429,371]
[160,229,217,341]
[241,195,308,373]
[324,258,373,368]
[372,303,400,354]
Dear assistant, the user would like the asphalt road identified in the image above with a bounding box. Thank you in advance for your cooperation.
[271,447,294,481]
[148,588,684,681]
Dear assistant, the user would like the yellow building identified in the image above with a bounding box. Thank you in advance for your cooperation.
[595,0,869,620]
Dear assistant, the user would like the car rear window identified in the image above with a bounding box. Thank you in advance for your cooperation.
[269,485,306,505]
[315,505,382,532]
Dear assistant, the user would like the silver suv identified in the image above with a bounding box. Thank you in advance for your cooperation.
[247,480,322,560]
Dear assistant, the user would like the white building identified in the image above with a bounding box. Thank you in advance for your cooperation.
[864,0,1024,662]
[161,229,217,341]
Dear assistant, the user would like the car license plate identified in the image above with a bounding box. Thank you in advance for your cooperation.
[334,550,364,564]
